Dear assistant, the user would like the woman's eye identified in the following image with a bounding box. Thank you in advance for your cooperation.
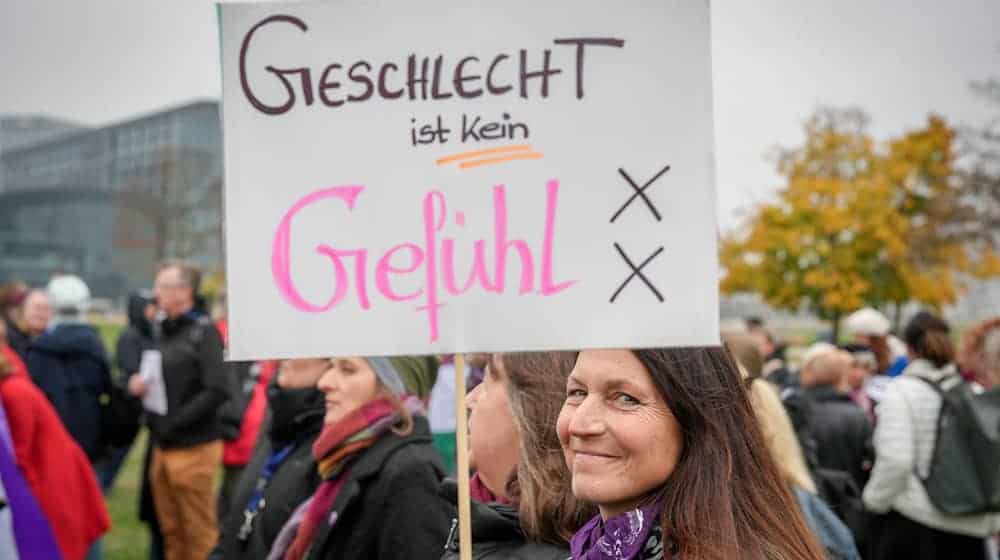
[613,393,640,407]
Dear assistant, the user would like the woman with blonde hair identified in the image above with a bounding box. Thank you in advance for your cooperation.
[727,337,860,560]
[749,372,861,560]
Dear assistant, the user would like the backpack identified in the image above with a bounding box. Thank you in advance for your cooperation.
[185,317,252,441]
[916,376,1000,515]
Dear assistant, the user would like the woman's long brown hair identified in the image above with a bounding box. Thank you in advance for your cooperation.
[496,352,597,545]
[633,347,826,560]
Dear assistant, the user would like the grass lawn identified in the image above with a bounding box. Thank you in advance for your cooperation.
[104,431,151,560]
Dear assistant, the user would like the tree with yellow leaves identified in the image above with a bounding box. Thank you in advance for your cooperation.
[720,108,1000,339]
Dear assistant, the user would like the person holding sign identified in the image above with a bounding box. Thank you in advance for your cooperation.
[442,352,594,559]
[558,347,827,560]
[268,356,449,560]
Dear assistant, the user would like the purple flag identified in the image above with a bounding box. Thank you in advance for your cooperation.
[0,398,63,559]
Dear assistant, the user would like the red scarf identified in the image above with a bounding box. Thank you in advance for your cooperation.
[469,472,513,505]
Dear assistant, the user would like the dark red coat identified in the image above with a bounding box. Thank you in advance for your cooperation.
[0,345,110,560]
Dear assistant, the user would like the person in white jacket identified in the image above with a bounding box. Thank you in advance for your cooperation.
[862,311,1000,560]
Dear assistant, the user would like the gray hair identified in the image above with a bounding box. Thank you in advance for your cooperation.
[157,260,202,293]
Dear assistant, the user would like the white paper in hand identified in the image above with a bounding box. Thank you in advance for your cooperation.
[139,350,168,415]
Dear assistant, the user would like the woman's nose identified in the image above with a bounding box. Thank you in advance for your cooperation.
[568,395,605,437]
[466,383,482,409]
[317,371,339,393]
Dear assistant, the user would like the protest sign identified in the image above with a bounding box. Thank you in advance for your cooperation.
[218,0,719,360]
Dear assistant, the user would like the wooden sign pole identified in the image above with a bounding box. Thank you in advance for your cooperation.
[453,353,473,560]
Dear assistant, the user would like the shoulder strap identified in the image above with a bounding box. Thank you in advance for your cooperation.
[915,373,965,393]
[913,375,945,394]
[906,374,962,482]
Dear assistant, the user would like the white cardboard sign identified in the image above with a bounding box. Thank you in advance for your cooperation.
[219,0,720,360]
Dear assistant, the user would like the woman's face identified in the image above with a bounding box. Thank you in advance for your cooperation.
[846,356,870,390]
[316,357,381,425]
[557,349,683,519]
[466,356,519,499]
[20,291,51,336]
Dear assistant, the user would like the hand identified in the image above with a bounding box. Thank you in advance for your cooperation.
[128,374,147,397]
[276,359,328,389]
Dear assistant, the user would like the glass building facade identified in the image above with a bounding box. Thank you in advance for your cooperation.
[0,101,222,297]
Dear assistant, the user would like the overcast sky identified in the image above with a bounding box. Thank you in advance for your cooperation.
[2,1,997,230]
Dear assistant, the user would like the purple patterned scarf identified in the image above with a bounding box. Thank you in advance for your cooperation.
[570,501,664,560]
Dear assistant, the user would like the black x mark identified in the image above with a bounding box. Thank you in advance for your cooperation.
[609,243,665,303]
[610,164,670,223]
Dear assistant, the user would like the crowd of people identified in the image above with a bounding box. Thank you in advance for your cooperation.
[1,259,1000,560]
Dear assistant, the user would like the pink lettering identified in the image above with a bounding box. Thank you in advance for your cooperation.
[540,180,576,295]
[442,238,491,296]
[271,186,364,312]
[491,185,535,294]
[417,192,447,342]
[375,243,424,302]
[270,179,576,343]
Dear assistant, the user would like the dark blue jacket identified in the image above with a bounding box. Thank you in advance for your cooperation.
[26,322,112,461]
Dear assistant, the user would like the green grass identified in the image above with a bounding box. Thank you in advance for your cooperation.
[104,432,151,560]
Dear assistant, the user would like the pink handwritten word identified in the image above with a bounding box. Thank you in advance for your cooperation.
[271,180,575,342]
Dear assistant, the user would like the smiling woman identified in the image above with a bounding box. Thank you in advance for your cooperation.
[558,347,827,560]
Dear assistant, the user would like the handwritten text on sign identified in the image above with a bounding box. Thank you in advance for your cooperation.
[219,0,720,359]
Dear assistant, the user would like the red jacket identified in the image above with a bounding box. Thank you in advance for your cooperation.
[0,345,110,560]
[223,360,277,466]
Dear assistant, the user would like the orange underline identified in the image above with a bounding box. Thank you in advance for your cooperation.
[458,152,544,169]
[435,144,532,165]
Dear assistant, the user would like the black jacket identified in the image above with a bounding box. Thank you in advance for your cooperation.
[148,312,230,448]
[213,382,326,560]
[306,416,451,560]
[802,385,873,490]
[26,322,112,461]
[115,292,156,378]
[439,480,569,560]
